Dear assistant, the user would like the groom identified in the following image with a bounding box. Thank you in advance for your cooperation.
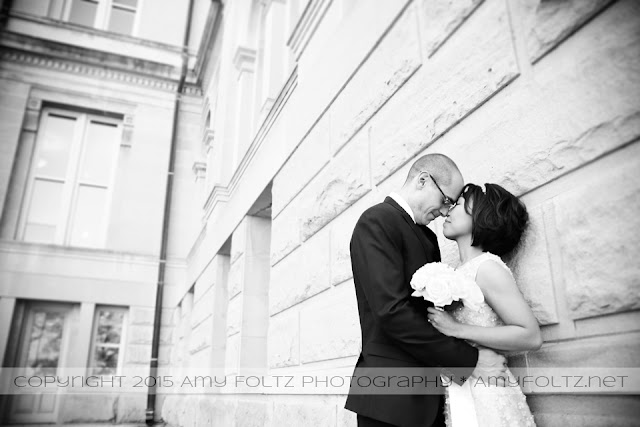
[345,154,507,427]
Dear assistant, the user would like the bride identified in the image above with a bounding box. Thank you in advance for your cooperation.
[427,183,541,427]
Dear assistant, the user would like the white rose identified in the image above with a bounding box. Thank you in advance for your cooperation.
[460,279,484,311]
[410,262,455,293]
[422,277,455,308]
[410,266,430,292]
[448,275,470,300]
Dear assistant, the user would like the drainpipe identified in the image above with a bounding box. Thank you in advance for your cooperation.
[145,0,195,424]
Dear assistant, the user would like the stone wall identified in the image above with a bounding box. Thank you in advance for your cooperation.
[161,0,640,426]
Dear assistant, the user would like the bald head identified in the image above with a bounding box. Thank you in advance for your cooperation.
[403,153,461,188]
[398,153,464,225]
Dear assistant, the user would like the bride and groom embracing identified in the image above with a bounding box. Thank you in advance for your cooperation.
[345,153,541,427]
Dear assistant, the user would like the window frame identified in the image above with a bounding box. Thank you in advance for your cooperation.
[87,305,128,377]
[62,0,142,37]
[18,107,122,248]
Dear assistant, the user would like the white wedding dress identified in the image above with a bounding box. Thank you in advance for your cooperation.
[443,252,536,427]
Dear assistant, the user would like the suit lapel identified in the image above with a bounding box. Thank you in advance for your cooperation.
[384,197,435,258]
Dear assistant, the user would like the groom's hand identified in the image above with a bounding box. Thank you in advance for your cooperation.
[471,348,508,386]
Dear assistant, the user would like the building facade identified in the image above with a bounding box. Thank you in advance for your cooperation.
[1,0,639,425]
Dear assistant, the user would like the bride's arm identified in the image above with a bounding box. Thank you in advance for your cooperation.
[428,261,542,352]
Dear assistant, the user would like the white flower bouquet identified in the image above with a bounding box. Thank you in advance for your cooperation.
[410,262,484,311]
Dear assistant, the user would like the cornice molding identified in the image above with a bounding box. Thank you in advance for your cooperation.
[1,47,203,96]
[288,0,333,60]
[193,0,223,82]
[1,48,181,92]
[182,83,204,96]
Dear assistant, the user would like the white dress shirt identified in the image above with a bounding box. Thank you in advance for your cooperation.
[388,192,415,224]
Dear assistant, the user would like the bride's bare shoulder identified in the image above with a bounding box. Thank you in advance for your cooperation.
[475,259,516,294]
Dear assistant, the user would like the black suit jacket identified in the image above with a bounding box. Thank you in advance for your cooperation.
[345,197,478,427]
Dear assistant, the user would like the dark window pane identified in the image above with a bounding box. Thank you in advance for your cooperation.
[68,0,98,27]
[91,346,119,376]
[13,0,51,17]
[95,310,124,344]
[26,311,64,376]
[108,6,135,35]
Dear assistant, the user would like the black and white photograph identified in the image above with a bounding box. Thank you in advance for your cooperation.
[0,0,638,426]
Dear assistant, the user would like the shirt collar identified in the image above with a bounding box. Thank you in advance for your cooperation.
[389,192,415,224]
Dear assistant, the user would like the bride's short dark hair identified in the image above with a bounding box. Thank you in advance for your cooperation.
[461,183,528,256]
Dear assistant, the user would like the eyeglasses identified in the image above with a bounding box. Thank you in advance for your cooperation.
[420,171,455,209]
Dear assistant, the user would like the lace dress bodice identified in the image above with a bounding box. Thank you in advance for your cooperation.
[442,252,536,427]
[451,252,509,328]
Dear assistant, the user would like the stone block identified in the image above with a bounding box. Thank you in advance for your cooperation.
[235,400,271,427]
[160,395,183,427]
[228,255,245,298]
[420,0,484,57]
[330,191,378,286]
[521,0,612,62]
[225,333,241,375]
[273,114,331,218]
[268,310,300,368]
[211,399,237,426]
[300,280,361,363]
[272,402,336,427]
[128,324,154,344]
[554,147,640,319]
[161,307,177,327]
[370,0,518,185]
[527,394,640,427]
[126,343,152,364]
[329,3,421,155]
[191,287,214,329]
[241,293,269,338]
[158,343,172,365]
[290,0,411,151]
[196,397,215,426]
[130,306,155,325]
[239,336,268,372]
[174,395,196,427]
[271,195,303,266]
[195,254,224,301]
[231,219,247,264]
[300,130,371,241]
[575,310,640,339]
[245,216,272,260]
[189,321,212,356]
[424,0,640,196]
[227,294,243,336]
[194,267,216,303]
[525,331,640,368]
[116,393,146,423]
[506,205,558,325]
[339,406,358,427]
[270,228,331,315]
[59,394,117,423]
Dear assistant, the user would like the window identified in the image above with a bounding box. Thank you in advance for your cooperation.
[20,108,121,248]
[88,306,127,376]
[68,0,139,35]
[13,0,139,36]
